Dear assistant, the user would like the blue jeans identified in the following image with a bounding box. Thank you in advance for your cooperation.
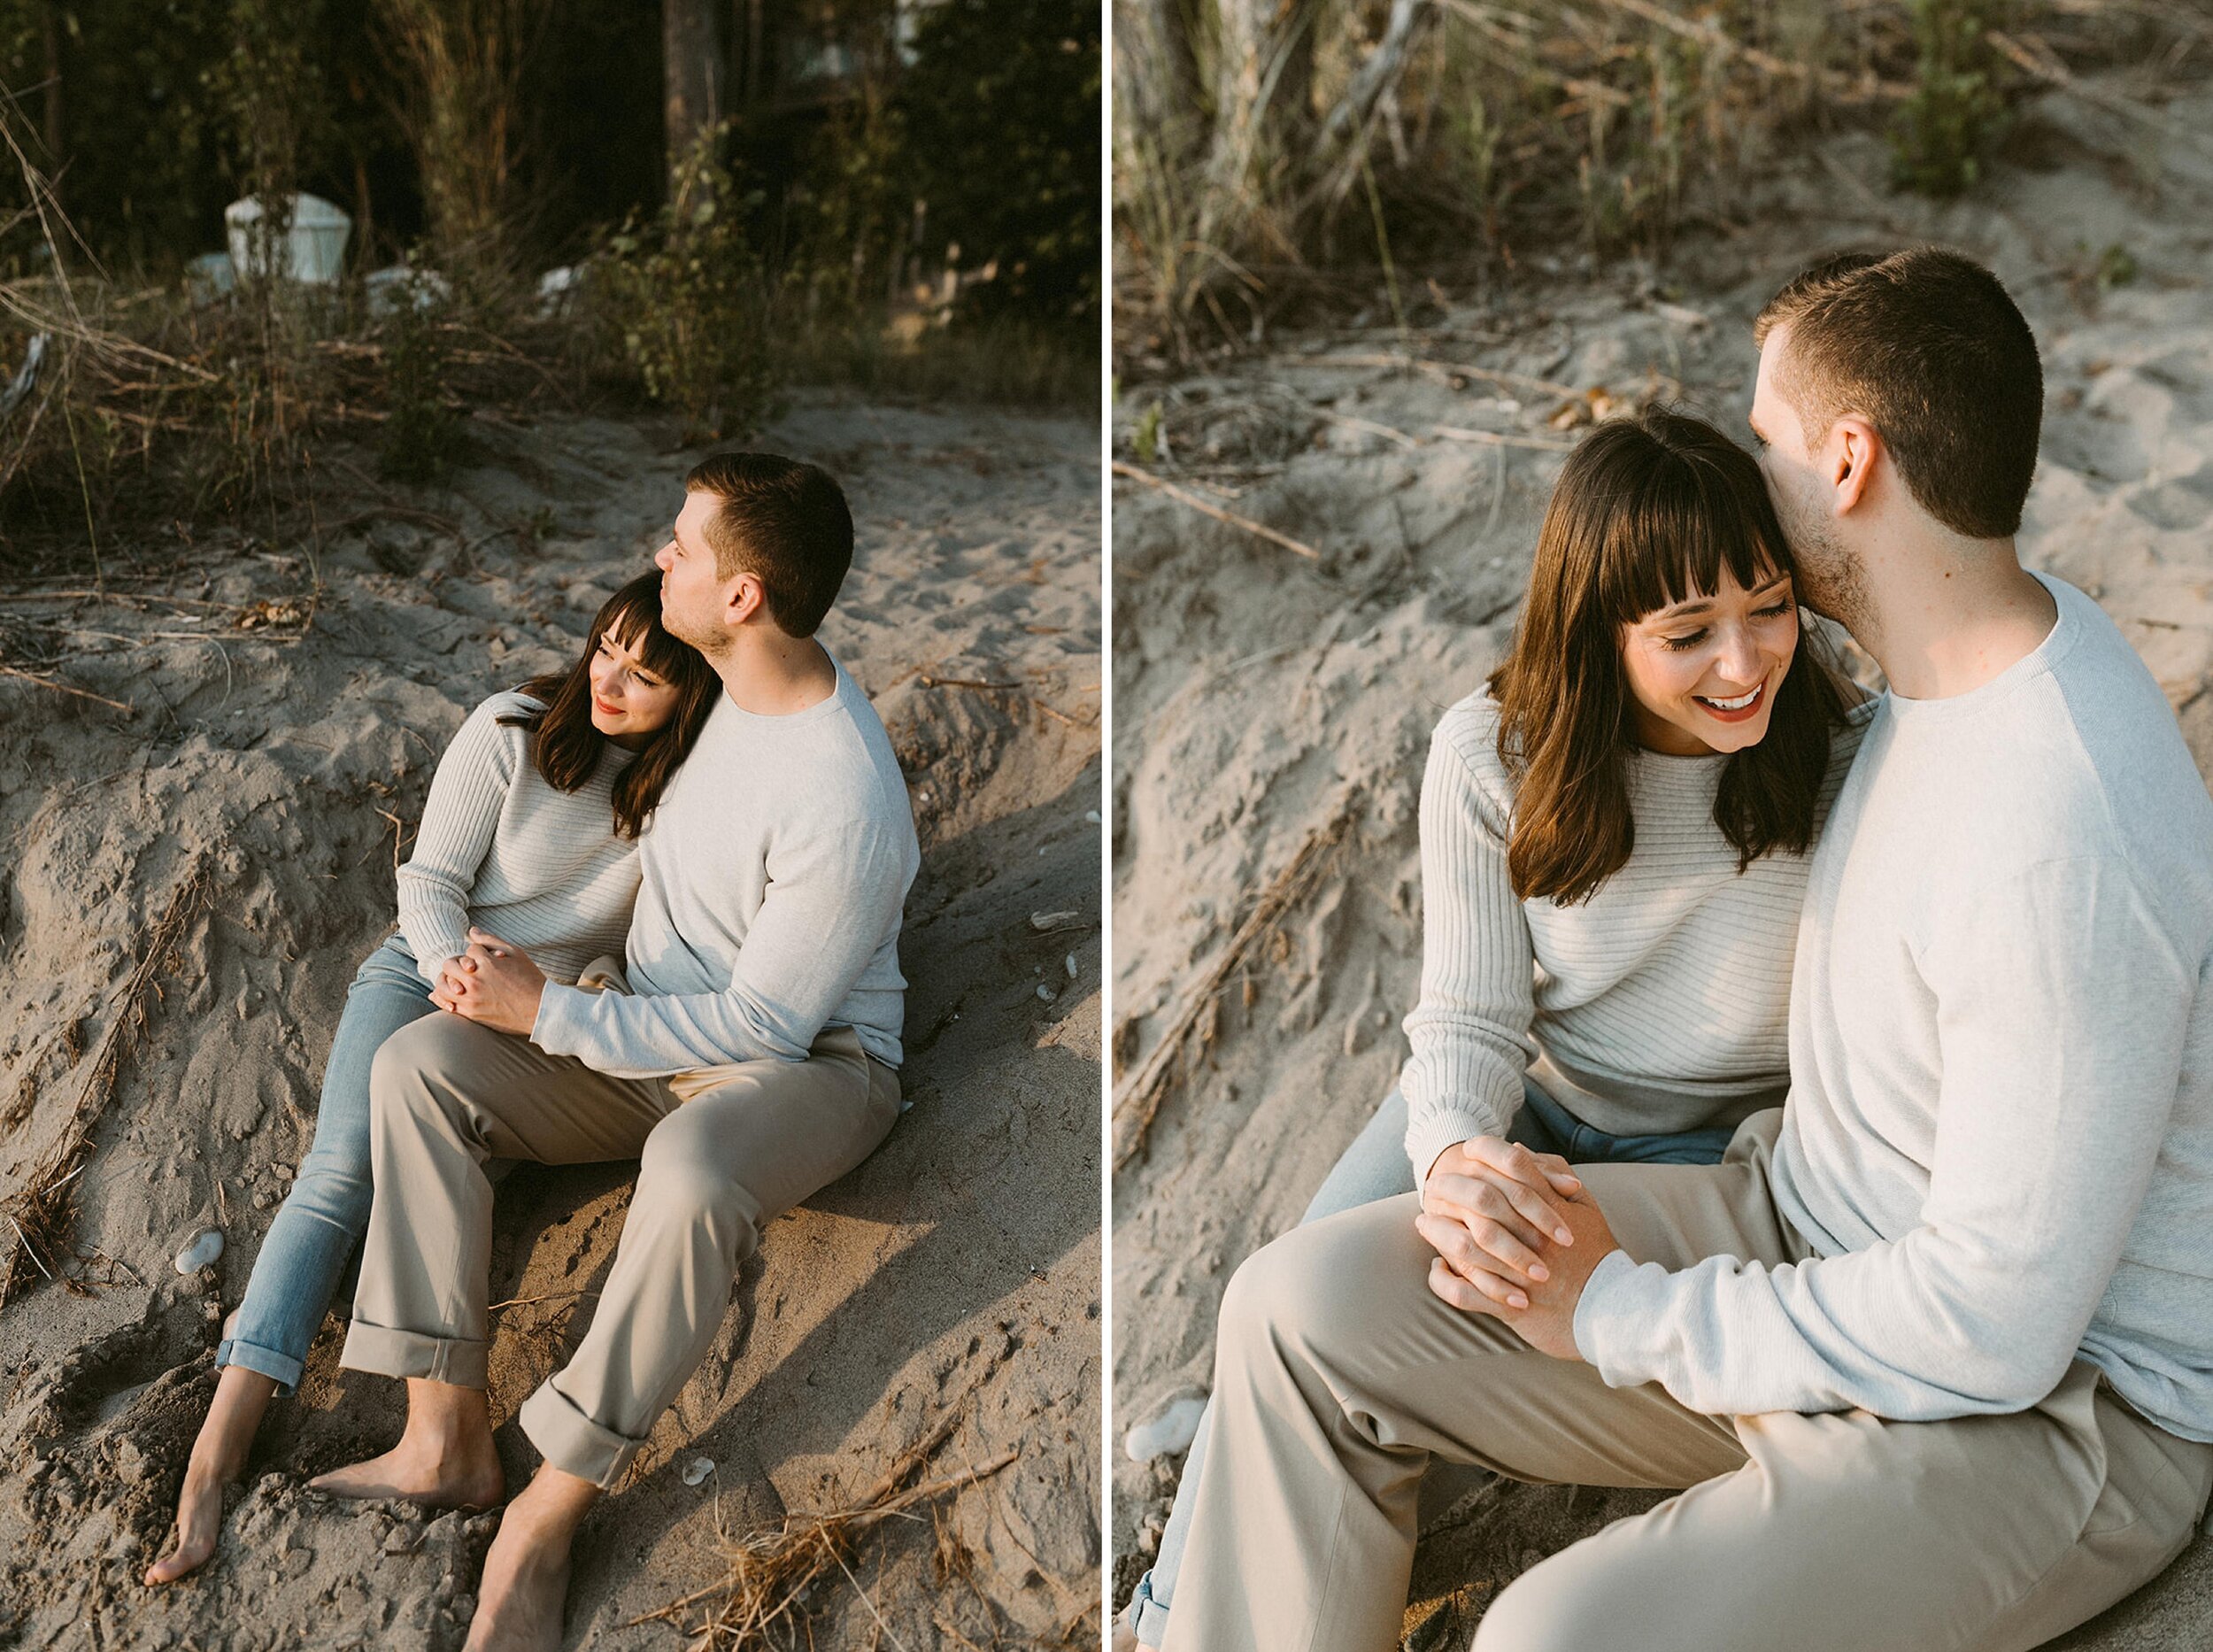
[1126,1082,1741,1647]
[217,935,436,1393]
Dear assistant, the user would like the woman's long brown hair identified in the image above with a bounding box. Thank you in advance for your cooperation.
[1489,405,1849,906]
[497,571,718,838]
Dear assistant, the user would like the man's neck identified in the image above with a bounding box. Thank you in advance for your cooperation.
[1854,535,2058,702]
[713,629,838,716]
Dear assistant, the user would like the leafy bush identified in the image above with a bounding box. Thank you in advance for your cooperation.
[1890,0,2011,196]
[378,278,464,482]
[595,127,783,442]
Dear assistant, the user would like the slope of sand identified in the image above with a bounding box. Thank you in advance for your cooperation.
[0,394,1101,1648]
[1111,79,2213,1648]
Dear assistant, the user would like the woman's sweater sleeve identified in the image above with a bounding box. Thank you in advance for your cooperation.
[1399,717,1539,1182]
[395,700,520,985]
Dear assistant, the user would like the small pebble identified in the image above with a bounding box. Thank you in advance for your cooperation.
[1065,953,1079,979]
[1125,1393,1208,1463]
[1029,910,1080,931]
[682,1456,714,1486]
[1085,809,1101,823]
[174,1229,224,1274]
[1036,984,1056,1003]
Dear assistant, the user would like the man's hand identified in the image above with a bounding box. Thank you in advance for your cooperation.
[430,928,546,1037]
[1420,1186,1622,1361]
[1418,1136,1583,1308]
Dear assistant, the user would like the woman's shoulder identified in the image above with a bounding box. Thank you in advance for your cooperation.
[1427,691,1517,803]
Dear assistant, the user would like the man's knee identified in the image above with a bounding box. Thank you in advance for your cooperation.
[637,1108,751,1230]
[1472,1557,1639,1652]
[1216,1207,1414,1374]
[367,1015,485,1129]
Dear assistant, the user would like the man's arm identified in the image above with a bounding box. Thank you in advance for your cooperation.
[531,821,911,1076]
[1570,855,2191,1418]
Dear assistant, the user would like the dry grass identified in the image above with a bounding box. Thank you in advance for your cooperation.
[0,858,212,1308]
[630,1361,1018,1650]
[1112,799,1359,1166]
[1113,0,2213,359]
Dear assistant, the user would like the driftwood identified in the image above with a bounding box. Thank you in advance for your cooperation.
[1112,459,1322,560]
[1113,803,1356,1166]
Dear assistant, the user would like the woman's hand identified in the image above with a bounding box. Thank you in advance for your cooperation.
[1417,1136,1584,1309]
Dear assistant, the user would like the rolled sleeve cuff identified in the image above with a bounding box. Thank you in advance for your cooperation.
[1403,1103,1500,1188]
[1570,1247,1653,1381]
[531,981,589,1054]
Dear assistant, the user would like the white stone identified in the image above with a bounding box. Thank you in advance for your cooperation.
[681,1456,714,1486]
[173,1229,224,1274]
[1124,1393,1207,1463]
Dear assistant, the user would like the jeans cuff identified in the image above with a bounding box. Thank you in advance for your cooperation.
[338,1318,489,1388]
[519,1378,646,1490]
[1128,1568,1171,1648]
[216,1336,306,1397]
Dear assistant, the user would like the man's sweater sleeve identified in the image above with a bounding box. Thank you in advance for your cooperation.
[1572,855,2190,1420]
[396,701,516,986]
[1400,722,1539,1182]
[530,820,909,1076]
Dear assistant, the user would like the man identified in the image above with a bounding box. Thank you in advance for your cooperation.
[1160,248,2213,1652]
[311,452,920,1652]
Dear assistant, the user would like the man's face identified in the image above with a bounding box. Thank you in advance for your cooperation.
[655,490,734,654]
[1750,327,1865,627]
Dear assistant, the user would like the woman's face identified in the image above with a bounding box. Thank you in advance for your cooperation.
[586,624,682,748]
[1617,567,1800,756]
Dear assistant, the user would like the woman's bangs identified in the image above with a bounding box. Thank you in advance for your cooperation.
[1600,460,1780,623]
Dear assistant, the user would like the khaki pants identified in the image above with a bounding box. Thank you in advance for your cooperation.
[1162,1115,2213,1652]
[340,969,900,1487]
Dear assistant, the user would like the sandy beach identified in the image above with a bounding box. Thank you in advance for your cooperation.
[1111,76,2213,1648]
[0,393,1102,1648]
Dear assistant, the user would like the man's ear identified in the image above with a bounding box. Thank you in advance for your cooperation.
[1831,414,1881,518]
[721,571,767,628]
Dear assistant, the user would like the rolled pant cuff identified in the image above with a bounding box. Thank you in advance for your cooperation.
[338,1318,489,1388]
[519,1378,646,1490]
[215,1336,307,1396]
[1127,1571,1171,1648]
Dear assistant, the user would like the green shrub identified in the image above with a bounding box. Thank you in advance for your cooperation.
[596,125,783,442]
[378,278,463,482]
[1891,0,2010,196]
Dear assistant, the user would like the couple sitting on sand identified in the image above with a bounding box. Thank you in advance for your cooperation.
[1127,247,2213,1652]
[146,452,920,1651]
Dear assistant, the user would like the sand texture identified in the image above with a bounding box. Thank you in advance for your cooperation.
[1111,79,2213,1648]
[0,395,1101,1648]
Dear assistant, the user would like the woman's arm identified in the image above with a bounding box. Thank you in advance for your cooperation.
[396,699,522,986]
[1399,718,1541,1179]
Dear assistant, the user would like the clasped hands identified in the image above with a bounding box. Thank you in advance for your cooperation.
[1417,1135,1621,1361]
[428,927,547,1037]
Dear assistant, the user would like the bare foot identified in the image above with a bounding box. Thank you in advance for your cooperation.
[145,1363,277,1586]
[309,1378,504,1508]
[463,1467,598,1652]
[1112,1619,1142,1652]
[307,1436,503,1507]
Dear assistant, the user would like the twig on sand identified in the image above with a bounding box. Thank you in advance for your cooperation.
[1986,28,2213,158]
[0,664,134,714]
[0,859,212,1307]
[1432,425,1579,453]
[1291,351,1583,401]
[1113,801,1359,1167]
[631,1359,1016,1649]
[1111,459,1322,560]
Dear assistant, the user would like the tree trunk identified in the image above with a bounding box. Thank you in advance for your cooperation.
[663,0,724,184]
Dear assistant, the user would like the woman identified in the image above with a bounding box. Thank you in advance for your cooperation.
[146,570,718,1585]
[1122,406,1872,1648]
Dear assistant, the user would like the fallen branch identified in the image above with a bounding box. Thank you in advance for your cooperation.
[1113,801,1358,1166]
[1433,424,1580,453]
[0,664,135,714]
[1111,459,1321,560]
[0,859,212,1307]
[1986,28,2213,158]
[1291,350,1582,400]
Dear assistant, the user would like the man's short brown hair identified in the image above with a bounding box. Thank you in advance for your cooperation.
[1754,247,2041,539]
[682,452,854,637]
